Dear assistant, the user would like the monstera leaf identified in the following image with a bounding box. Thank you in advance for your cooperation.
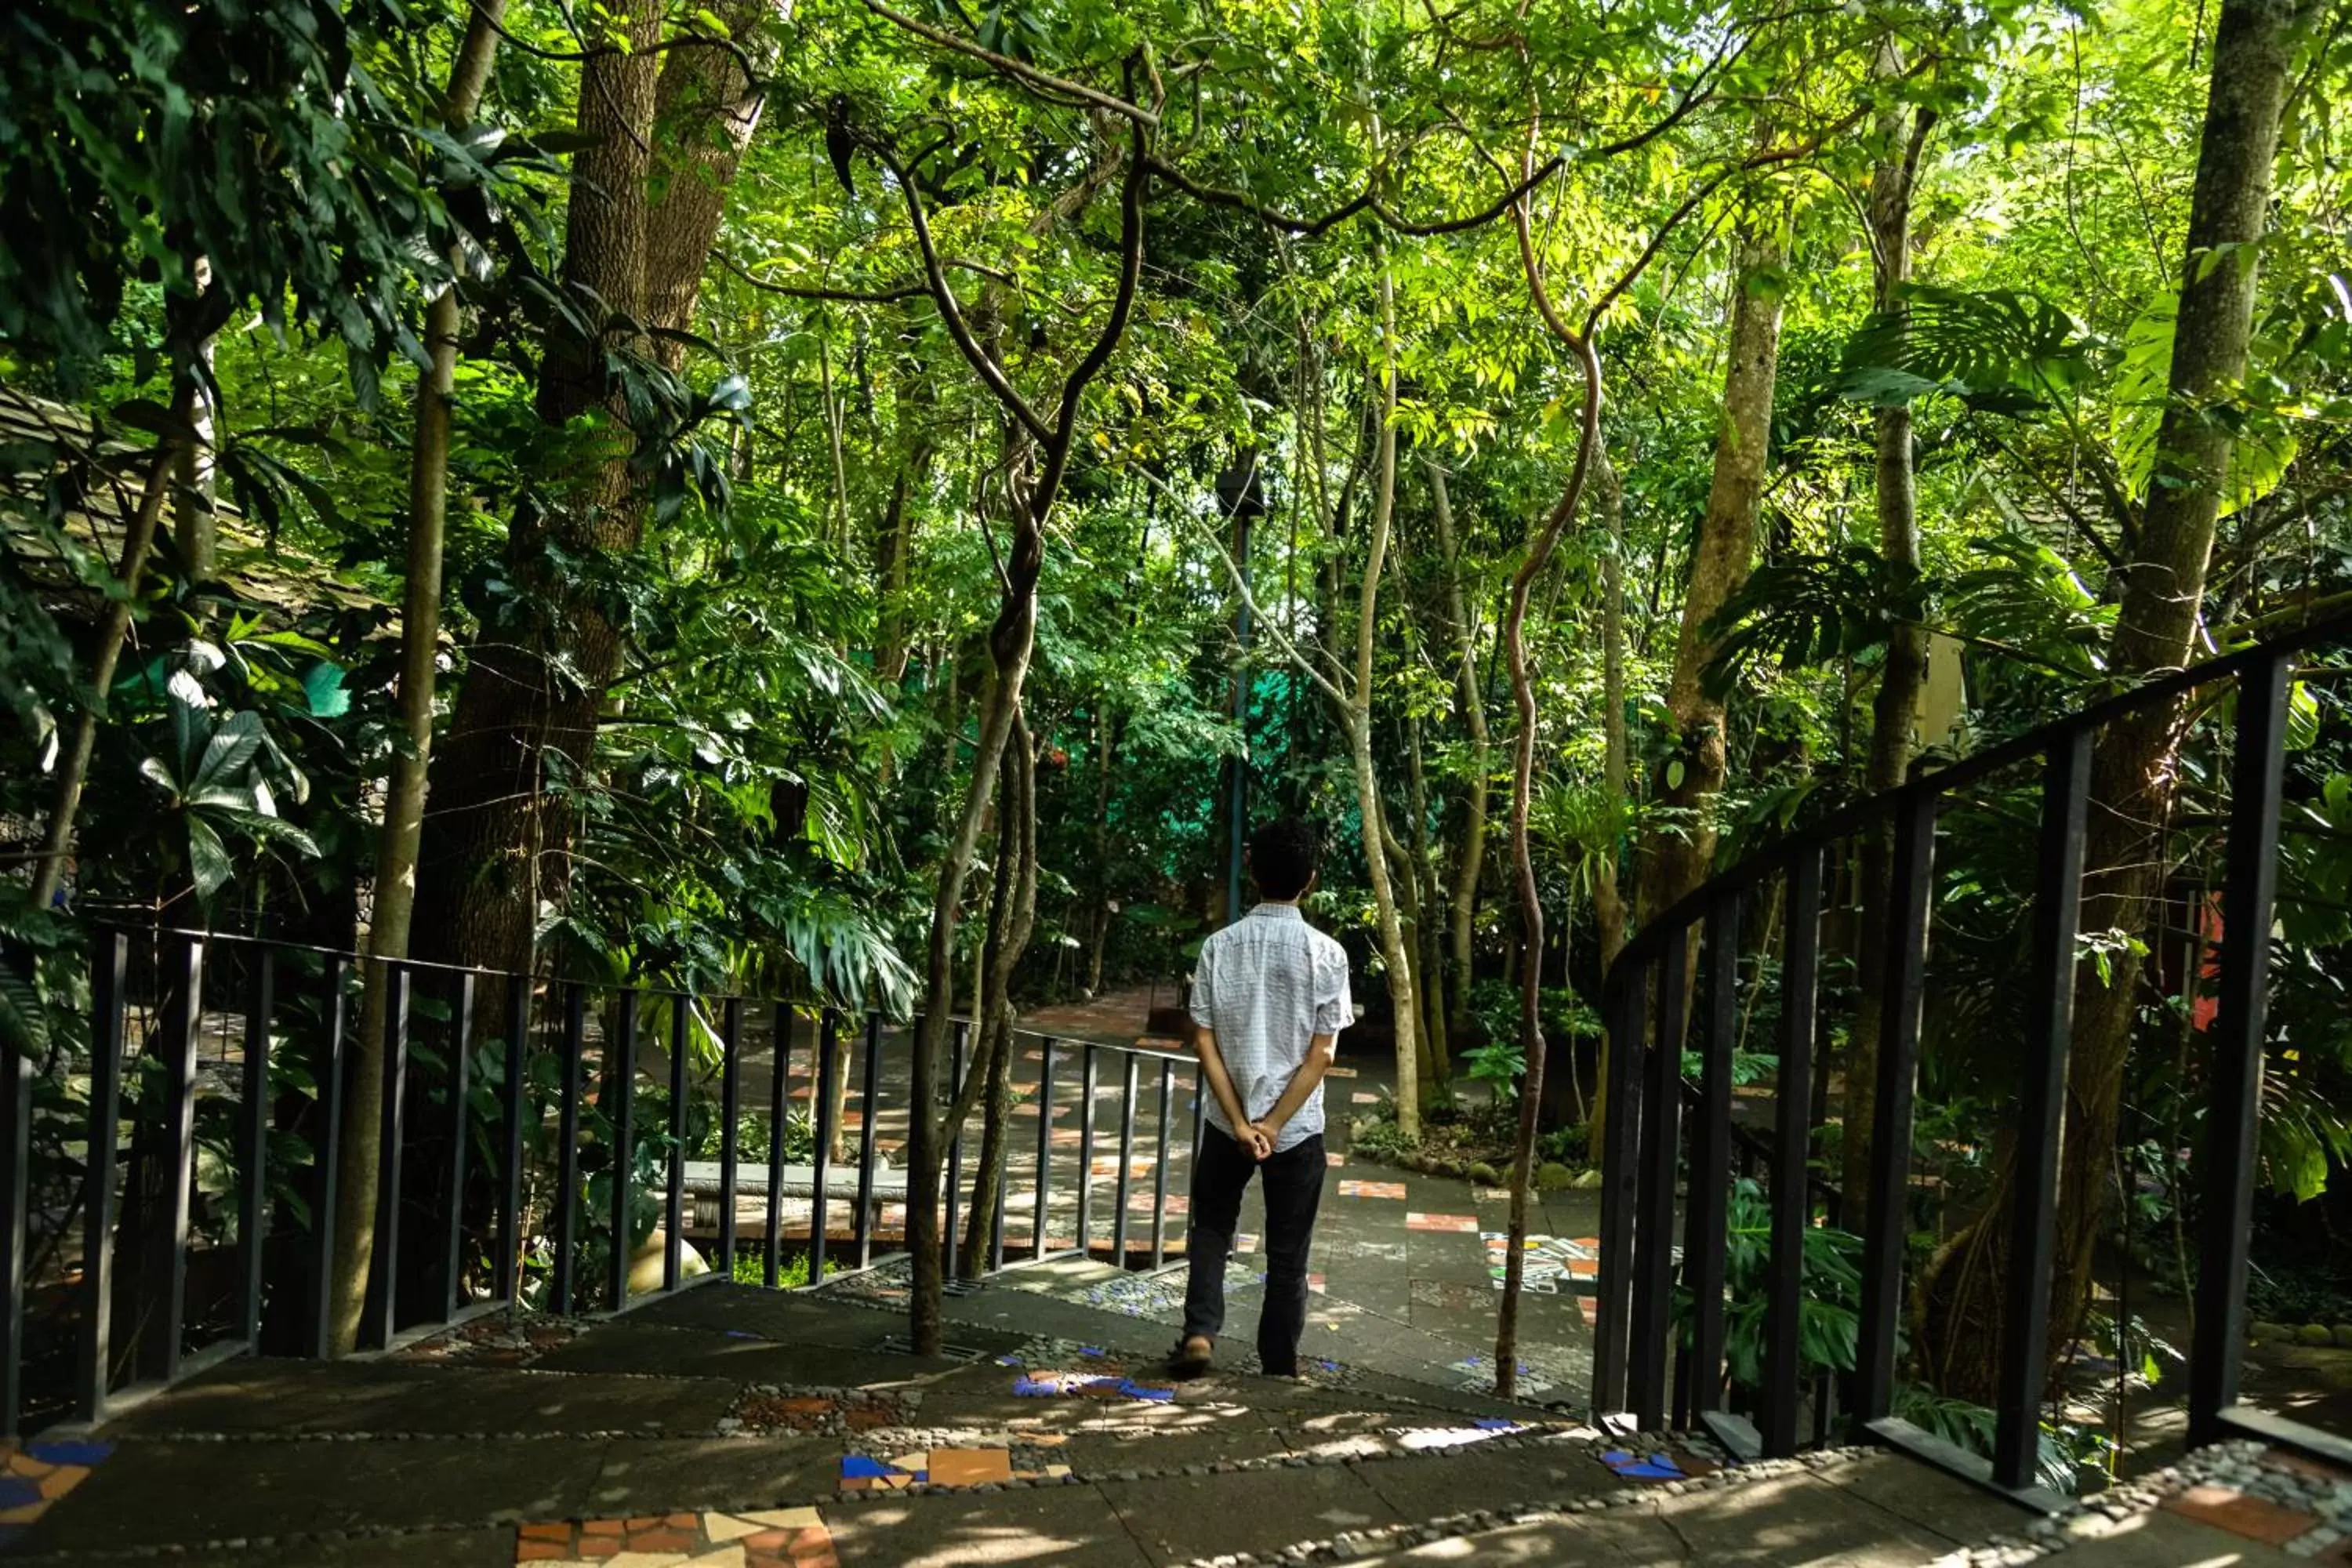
[1836,285,2092,412]
[2111,294,2299,518]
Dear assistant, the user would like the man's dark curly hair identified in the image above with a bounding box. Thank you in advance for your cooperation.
[1248,818,1321,901]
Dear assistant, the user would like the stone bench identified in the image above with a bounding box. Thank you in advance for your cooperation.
[680,1159,907,1232]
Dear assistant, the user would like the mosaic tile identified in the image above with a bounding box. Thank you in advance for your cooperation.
[1349,1091,1383,1105]
[1326,1152,1347,1167]
[1406,1211,1478,1232]
[1089,1157,1157,1179]
[1325,1065,1359,1078]
[2161,1483,2318,1545]
[927,1447,1014,1487]
[1337,1180,1406,1200]
[1012,1370,1176,1402]
[0,1435,110,1535]
[1473,1186,1512,1202]
[514,1510,836,1567]
[1482,1233,1606,1294]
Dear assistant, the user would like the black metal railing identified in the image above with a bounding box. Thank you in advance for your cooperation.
[1597,614,2352,1502]
[0,927,1207,1437]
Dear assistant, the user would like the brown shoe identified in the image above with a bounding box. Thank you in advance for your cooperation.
[1168,1335,1214,1378]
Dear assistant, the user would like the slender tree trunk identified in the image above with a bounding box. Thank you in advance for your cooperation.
[1917,0,2304,1399]
[1406,713,1450,1091]
[330,2,512,1352]
[1497,325,1605,1399]
[1352,252,1421,1141]
[1590,446,1629,1142]
[29,383,200,910]
[1429,459,1491,1053]
[172,265,220,583]
[1844,57,1936,1217]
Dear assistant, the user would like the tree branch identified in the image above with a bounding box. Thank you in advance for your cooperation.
[872,143,1054,446]
[860,0,1160,128]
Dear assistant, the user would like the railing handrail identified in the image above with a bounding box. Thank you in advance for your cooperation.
[1606,608,2352,985]
[1593,607,2350,1497]
[85,926,1200,1067]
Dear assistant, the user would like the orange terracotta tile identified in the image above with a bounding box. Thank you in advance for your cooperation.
[518,1522,573,1542]
[581,1519,626,1535]
[575,1536,622,1559]
[927,1448,1014,1488]
[628,1527,695,1552]
[36,1465,86,1500]
[515,1543,570,1563]
[2162,1484,2316,1546]
[743,1530,796,1550]
[2266,1448,2352,1486]
[662,1512,699,1528]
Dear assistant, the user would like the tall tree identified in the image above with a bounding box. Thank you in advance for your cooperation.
[1917,0,2311,1399]
[1842,42,1938,1215]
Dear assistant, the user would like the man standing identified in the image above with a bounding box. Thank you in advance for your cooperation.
[1172,818,1352,1379]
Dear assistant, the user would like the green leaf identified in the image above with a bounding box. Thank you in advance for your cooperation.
[186,815,235,903]
[302,662,352,719]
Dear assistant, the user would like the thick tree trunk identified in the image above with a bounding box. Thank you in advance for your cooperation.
[368,0,669,1352]
[1634,225,1787,935]
[1917,0,2303,1400]
[1844,64,1935,1217]
[1429,460,1490,1052]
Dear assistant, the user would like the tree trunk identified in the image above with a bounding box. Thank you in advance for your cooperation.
[1843,59,1936,1217]
[1405,712,1450,1091]
[1352,252,1421,1142]
[28,382,199,910]
[372,0,668,1352]
[1429,459,1490,1052]
[1916,0,2303,1400]
[1590,445,1629,1140]
[1634,224,1787,931]
[347,0,506,1329]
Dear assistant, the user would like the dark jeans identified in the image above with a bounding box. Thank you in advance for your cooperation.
[1181,1127,1326,1376]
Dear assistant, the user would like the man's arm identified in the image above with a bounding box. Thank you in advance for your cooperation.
[1193,1026,1270,1158]
[1250,1032,1338,1145]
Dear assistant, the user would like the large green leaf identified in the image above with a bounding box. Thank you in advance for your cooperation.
[2111,294,2299,518]
[1836,285,2092,412]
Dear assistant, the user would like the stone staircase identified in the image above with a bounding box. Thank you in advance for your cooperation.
[1,1270,2033,1566]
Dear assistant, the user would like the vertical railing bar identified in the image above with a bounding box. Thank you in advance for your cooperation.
[0,960,29,1438]
[944,1018,965,1276]
[1033,1039,1057,1260]
[1687,893,1740,1418]
[551,982,585,1315]
[79,933,129,1419]
[1631,928,1688,1429]
[1151,1060,1174,1269]
[441,971,474,1323]
[607,990,637,1312]
[1763,849,1824,1457]
[136,935,204,1383]
[2190,654,2291,1446]
[1076,1044,1098,1253]
[1853,790,1940,1427]
[1991,732,2091,1485]
[1592,965,1645,1417]
[310,959,349,1356]
[236,949,275,1353]
[498,973,528,1307]
[140,940,207,1382]
[1112,1053,1139,1266]
[766,1001,791,1287]
[361,961,409,1352]
[855,1011,881,1268]
[810,1009,837,1283]
[717,996,742,1276]
[665,993,688,1292]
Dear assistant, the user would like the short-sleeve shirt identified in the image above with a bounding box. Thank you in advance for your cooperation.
[1188,903,1353,1153]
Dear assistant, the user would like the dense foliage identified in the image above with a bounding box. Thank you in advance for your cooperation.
[2,0,2347,1425]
